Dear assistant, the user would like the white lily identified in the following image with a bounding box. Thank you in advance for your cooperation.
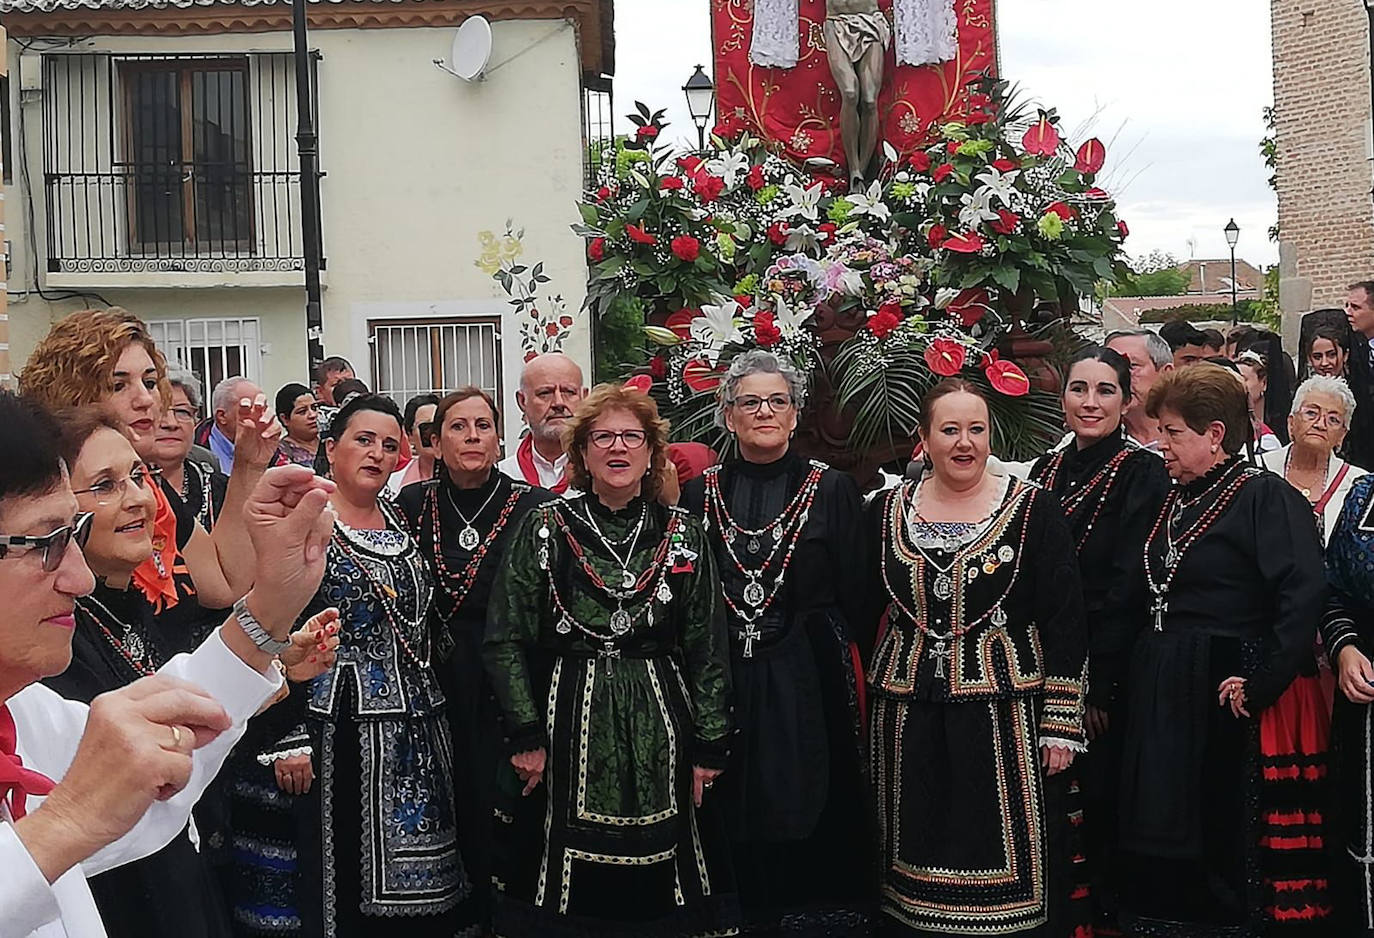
[847,181,891,222]
[772,295,814,339]
[820,260,866,298]
[972,166,1019,207]
[706,151,751,189]
[689,299,745,364]
[784,224,821,254]
[782,181,825,222]
[958,189,1000,229]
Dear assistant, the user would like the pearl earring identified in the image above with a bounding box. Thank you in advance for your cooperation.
[1210,445,1218,453]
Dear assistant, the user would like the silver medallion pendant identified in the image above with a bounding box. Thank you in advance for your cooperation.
[997,545,1014,563]
[556,617,572,635]
[609,607,633,635]
[621,570,636,590]
[1165,548,1179,567]
[125,627,146,662]
[458,525,481,552]
[942,537,958,553]
[771,527,783,543]
[538,525,550,539]
[657,580,673,603]
[747,536,761,554]
[933,573,953,601]
[742,578,766,608]
[991,605,1008,628]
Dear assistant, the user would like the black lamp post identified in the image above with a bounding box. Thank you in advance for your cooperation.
[682,65,715,152]
[292,0,325,371]
[1224,217,1240,326]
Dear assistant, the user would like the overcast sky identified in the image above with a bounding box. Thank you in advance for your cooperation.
[613,0,1278,269]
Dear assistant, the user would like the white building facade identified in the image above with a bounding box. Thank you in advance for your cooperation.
[2,0,613,446]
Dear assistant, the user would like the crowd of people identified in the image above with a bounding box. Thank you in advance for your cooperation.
[4,291,1374,938]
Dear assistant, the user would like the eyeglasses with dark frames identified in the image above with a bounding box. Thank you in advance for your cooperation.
[588,429,648,449]
[0,512,94,573]
[729,394,794,415]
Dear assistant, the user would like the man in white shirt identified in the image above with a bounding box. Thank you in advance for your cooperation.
[496,353,587,493]
[0,392,337,938]
[1105,329,1173,453]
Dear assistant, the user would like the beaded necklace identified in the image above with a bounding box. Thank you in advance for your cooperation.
[1143,459,1254,631]
[77,592,159,677]
[427,479,524,617]
[702,461,823,657]
[1036,446,1133,550]
[330,512,432,669]
[447,483,502,552]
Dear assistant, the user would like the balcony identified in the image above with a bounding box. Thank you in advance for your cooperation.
[40,51,321,288]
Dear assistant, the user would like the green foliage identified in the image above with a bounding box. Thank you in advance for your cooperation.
[594,294,647,383]
[1113,267,1192,297]
[1261,106,1279,242]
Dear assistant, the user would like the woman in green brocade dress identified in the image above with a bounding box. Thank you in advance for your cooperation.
[484,382,740,938]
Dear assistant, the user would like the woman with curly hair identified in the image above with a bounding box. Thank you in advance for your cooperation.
[20,307,280,639]
[484,382,739,937]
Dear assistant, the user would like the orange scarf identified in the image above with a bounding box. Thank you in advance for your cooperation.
[132,483,183,613]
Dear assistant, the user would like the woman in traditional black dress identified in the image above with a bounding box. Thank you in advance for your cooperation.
[41,407,337,938]
[869,378,1088,936]
[680,349,874,935]
[1028,346,1171,935]
[1117,364,1327,936]
[484,382,738,937]
[395,386,555,928]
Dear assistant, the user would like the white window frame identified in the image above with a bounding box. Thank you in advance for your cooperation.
[146,316,263,413]
[368,316,502,409]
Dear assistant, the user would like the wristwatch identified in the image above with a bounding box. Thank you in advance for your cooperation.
[234,594,291,655]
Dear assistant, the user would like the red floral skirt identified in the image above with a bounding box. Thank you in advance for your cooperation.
[1260,674,1334,933]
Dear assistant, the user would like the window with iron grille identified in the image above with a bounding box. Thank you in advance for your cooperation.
[583,79,613,191]
[369,318,502,409]
[146,317,263,412]
[42,52,319,274]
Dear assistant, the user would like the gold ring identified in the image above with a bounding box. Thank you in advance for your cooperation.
[170,725,184,748]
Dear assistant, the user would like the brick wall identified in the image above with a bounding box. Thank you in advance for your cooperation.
[0,29,9,384]
[1272,0,1374,317]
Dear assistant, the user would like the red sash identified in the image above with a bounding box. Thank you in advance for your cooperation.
[0,704,55,819]
[1314,461,1353,520]
[515,436,570,494]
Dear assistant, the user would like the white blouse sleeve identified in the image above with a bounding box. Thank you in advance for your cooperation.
[0,822,63,937]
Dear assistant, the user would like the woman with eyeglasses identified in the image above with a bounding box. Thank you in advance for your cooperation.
[484,382,738,937]
[150,368,228,532]
[39,405,338,938]
[678,349,875,934]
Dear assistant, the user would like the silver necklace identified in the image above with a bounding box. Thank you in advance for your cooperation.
[578,503,648,593]
[446,483,501,552]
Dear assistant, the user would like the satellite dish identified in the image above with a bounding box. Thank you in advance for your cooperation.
[450,15,493,82]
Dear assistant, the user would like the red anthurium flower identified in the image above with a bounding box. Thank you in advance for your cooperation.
[965,111,994,126]
[990,210,1020,235]
[1045,201,1077,221]
[625,224,657,245]
[768,221,790,246]
[991,158,1019,173]
[683,360,724,393]
[942,231,987,253]
[636,125,660,141]
[948,288,991,328]
[867,308,902,339]
[746,165,766,191]
[909,151,932,172]
[924,337,968,377]
[1074,137,1106,174]
[659,176,685,191]
[623,374,654,394]
[985,358,1031,396]
[677,155,704,175]
[753,311,782,347]
[1117,220,1130,238]
[932,163,955,183]
[588,237,606,262]
[1021,112,1060,157]
[926,223,949,249]
[665,308,698,339]
[694,173,725,202]
[648,355,667,379]
[1084,187,1109,200]
[671,235,701,263]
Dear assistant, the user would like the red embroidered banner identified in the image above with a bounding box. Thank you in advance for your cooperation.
[711,0,997,168]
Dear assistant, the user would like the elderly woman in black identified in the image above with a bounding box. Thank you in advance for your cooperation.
[681,349,874,934]
[1118,364,1327,936]
[1028,345,1170,933]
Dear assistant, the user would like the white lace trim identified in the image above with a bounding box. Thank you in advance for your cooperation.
[1038,736,1088,754]
[894,0,957,67]
[750,0,800,68]
[258,744,314,765]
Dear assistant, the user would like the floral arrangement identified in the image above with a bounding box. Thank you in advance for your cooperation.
[572,76,1127,460]
[478,222,572,361]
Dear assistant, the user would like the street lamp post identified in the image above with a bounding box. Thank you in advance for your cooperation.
[682,65,715,152]
[293,0,325,371]
[1224,217,1240,326]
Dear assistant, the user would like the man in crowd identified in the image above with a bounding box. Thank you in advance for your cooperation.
[497,352,586,492]
[1200,328,1225,357]
[1106,328,1174,451]
[204,376,266,473]
[1158,320,1210,368]
[1344,281,1374,469]
[312,356,356,438]
[0,392,337,936]
[387,393,440,496]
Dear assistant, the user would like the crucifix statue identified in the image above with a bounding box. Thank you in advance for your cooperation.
[824,0,890,191]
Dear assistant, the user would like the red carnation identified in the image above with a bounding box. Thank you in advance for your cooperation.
[1074,137,1106,174]
[595,186,611,203]
[991,158,1019,173]
[909,151,932,172]
[671,235,701,263]
[747,165,766,191]
[1045,201,1076,221]
[648,355,667,379]
[867,308,902,339]
[942,230,987,253]
[926,223,948,249]
[965,111,994,126]
[625,224,657,245]
[636,125,660,141]
[753,311,782,347]
[818,222,838,242]
[990,209,1020,235]
[924,337,968,377]
[768,221,790,246]
[588,237,606,262]
[985,356,1031,397]
[932,163,955,183]
[660,176,685,191]
[694,173,726,202]
[1117,219,1130,238]
[946,140,962,155]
